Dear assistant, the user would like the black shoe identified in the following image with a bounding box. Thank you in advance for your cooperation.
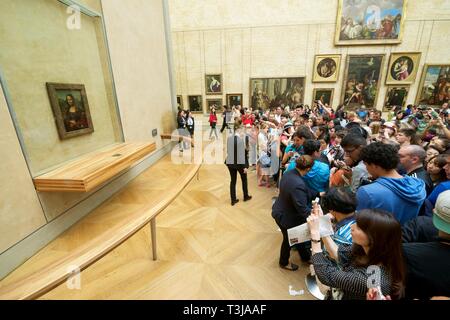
[231,199,239,206]
[243,195,252,202]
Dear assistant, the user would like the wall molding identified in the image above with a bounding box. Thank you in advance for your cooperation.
[0,142,174,280]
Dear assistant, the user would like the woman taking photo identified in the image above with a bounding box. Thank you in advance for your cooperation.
[307,208,405,300]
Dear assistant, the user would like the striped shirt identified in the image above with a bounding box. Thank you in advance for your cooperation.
[333,216,355,246]
[312,245,392,300]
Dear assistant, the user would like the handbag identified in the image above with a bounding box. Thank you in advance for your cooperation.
[259,152,271,168]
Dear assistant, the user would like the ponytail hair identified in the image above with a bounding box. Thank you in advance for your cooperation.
[296,155,314,171]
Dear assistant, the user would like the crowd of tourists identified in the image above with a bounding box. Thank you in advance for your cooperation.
[219,100,450,300]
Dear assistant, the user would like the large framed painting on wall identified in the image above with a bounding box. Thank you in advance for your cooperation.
[207,98,223,112]
[313,55,341,82]
[205,74,222,95]
[312,88,334,107]
[46,83,94,140]
[188,95,203,112]
[386,52,422,85]
[383,86,409,112]
[415,64,450,108]
[250,77,305,110]
[335,0,407,45]
[227,94,243,108]
[341,54,385,109]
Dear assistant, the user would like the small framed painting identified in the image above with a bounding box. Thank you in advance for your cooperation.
[312,88,334,107]
[46,82,94,140]
[207,98,223,112]
[313,54,341,82]
[226,94,243,108]
[205,74,222,95]
[188,95,203,113]
[383,86,409,112]
[386,52,422,85]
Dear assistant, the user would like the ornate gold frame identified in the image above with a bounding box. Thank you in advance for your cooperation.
[335,0,408,45]
[312,54,341,83]
[340,54,386,110]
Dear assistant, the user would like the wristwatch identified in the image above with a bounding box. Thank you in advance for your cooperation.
[311,238,321,243]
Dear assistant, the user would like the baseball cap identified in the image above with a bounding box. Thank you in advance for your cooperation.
[433,190,450,234]
[284,122,293,131]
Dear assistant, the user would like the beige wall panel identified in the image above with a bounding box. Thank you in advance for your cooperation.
[241,29,252,108]
[204,30,222,71]
[407,0,450,20]
[169,0,338,31]
[224,30,243,93]
[0,85,46,253]
[427,21,450,63]
[184,31,202,73]
[186,72,203,95]
[101,0,174,143]
[394,20,422,52]
[250,25,308,77]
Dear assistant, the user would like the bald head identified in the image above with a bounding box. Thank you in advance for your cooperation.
[399,145,426,173]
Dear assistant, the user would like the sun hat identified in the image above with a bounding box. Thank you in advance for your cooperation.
[433,190,450,234]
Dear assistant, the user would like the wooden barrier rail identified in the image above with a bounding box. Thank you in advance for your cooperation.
[0,162,201,300]
[33,142,156,192]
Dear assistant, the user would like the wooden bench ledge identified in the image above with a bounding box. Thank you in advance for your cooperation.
[33,142,156,192]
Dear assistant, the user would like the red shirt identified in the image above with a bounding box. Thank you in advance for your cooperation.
[242,114,253,126]
[209,113,217,124]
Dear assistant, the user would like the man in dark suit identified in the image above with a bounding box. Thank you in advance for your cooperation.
[272,155,316,270]
[225,119,252,206]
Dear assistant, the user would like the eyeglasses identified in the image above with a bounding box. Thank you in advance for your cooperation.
[344,147,358,154]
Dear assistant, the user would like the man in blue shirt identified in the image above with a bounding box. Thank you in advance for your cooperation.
[302,139,330,194]
[356,142,426,225]
[282,128,313,172]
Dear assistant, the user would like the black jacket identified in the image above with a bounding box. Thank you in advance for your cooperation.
[225,134,249,169]
[408,167,433,196]
[177,115,186,129]
[272,169,312,229]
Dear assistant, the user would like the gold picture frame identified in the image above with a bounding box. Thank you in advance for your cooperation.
[312,88,335,107]
[188,95,203,113]
[312,54,341,82]
[249,77,305,110]
[415,64,450,108]
[335,0,407,46]
[383,86,409,112]
[226,94,243,108]
[206,98,223,112]
[341,54,385,110]
[46,82,94,140]
[386,52,422,85]
[205,74,222,95]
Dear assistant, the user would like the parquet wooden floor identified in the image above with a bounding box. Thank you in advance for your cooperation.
[2,138,314,300]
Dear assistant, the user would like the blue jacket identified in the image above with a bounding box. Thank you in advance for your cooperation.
[302,160,330,193]
[356,176,426,225]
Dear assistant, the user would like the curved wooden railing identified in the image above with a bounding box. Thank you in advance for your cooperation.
[0,162,201,300]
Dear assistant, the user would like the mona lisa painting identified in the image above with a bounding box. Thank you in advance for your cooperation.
[46,83,94,139]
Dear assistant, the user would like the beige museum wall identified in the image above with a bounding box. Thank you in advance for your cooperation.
[0,83,47,253]
[169,0,450,112]
[102,0,175,143]
[0,0,175,276]
[0,0,121,176]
